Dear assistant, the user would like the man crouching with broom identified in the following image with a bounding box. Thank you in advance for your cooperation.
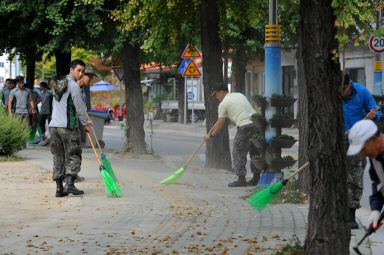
[49,59,93,197]
[347,120,384,234]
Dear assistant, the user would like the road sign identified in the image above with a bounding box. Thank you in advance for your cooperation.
[178,58,190,74]
[187,91,194,100]
[369,35,384,54]
[112,66,125,81]
[182,59,201,77]
[181,44,201,58]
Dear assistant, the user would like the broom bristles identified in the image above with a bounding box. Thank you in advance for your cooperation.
[101,153,118,182]
[100,168,121,197]
[160,167,185,184]
[248,181,283,211]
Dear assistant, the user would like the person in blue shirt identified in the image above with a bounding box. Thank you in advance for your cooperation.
[341,74,381,229]
[347,120,384,229]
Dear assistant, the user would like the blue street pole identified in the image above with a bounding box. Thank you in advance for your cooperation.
[374,61,382,95]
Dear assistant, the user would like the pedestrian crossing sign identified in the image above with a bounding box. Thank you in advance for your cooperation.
[182,59,201,77]
[181,44,201,58]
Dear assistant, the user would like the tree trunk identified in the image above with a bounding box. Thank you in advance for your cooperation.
[55,50,71,77]
[298,1,350,254]
[25,54,35,90]
[232,45,246,94]
[296,26,310,194]
[122,42,147,154]
[223,42,229,86]
[177,75,186,124]
[200,0,231,170]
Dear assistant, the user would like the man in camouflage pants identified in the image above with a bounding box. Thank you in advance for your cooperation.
[341,74,380,229]
[49,59,93,197]
[204,83,257,187]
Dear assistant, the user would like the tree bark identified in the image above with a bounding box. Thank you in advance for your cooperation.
[232,45,246,94]
[177,75,186,124]
[122,42,147,154]
[25,53,35,90]
[200,0,232,170]
[296,25,310,194]
[55,50,71,77]
[298,1,350,254]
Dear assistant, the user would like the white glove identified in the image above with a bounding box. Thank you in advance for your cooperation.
[369,210,381,228]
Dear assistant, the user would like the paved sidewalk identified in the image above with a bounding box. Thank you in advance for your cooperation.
[0,145,380,254]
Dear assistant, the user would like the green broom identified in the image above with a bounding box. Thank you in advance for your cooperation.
[160,125,215,184]
[85,110,118,182]
[86,131,121,197]
[248,162,310,211]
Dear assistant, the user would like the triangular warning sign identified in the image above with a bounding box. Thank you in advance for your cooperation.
[182,59,201,77]
[181,44,202,58]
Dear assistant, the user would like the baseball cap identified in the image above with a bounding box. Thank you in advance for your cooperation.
[210,82,228,96]
[84,67,98,76]
[347,119,378,155]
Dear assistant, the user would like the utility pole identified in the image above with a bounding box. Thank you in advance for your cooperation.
[374,1,383,95]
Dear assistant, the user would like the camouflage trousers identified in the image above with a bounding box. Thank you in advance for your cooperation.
[233,123,258,177]
[347,153,366,209]
[13,113,30,128]
[50,127,82,180]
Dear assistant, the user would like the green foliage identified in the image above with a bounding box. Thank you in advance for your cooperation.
[251,113,262,118]
[272,113,294,119]
[333,0,376,51]
[275,237,304,255]
[253,94,264,98]
[272,155,295,161]
[251,155,263,160]
[0,155,25,162]
[272,134,295,140]
[271,93,293,99]
[0,107,29,156]
[252,133,264,139]
[272,178,307,205]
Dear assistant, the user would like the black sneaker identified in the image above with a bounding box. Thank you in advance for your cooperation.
[247,176,260,186]
[228,176,247,187]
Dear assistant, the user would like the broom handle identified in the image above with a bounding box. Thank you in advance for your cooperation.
[85,109,103,154]
[286,161,310,181]
[345,106,380,135]
[86,131,103,166]
[283,107,380,181]
[184,125,216,166]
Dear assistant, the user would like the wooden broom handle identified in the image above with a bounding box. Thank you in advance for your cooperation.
[286,161,310,181]
[85,109,103,154]
[184,125,216,166]
[86,131,102,166]
[345,106,380,135]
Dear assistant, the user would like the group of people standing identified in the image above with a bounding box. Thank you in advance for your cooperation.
[1,59,96,198]
[1,76,53,136]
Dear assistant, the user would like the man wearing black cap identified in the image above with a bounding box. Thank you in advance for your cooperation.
[341,73,380,229]
[204,83,257,187]
[347,119,384,229]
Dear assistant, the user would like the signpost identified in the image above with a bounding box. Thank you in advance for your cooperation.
[112,66,125,120]
[369,35,384,54]
[180,45,202,124]
[369,35,384,95]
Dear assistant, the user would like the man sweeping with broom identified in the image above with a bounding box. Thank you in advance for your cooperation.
[49,59,93,197]
[204,83,258,187]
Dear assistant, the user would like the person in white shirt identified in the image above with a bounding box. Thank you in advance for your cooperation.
[204,83,257,187]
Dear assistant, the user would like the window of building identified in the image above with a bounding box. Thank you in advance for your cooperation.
[282,66,296,114]
[253,72,265,96]
[0,62,4,68]
[245,71,251,99]
[0,77,4,82]
[346,68,366,86]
